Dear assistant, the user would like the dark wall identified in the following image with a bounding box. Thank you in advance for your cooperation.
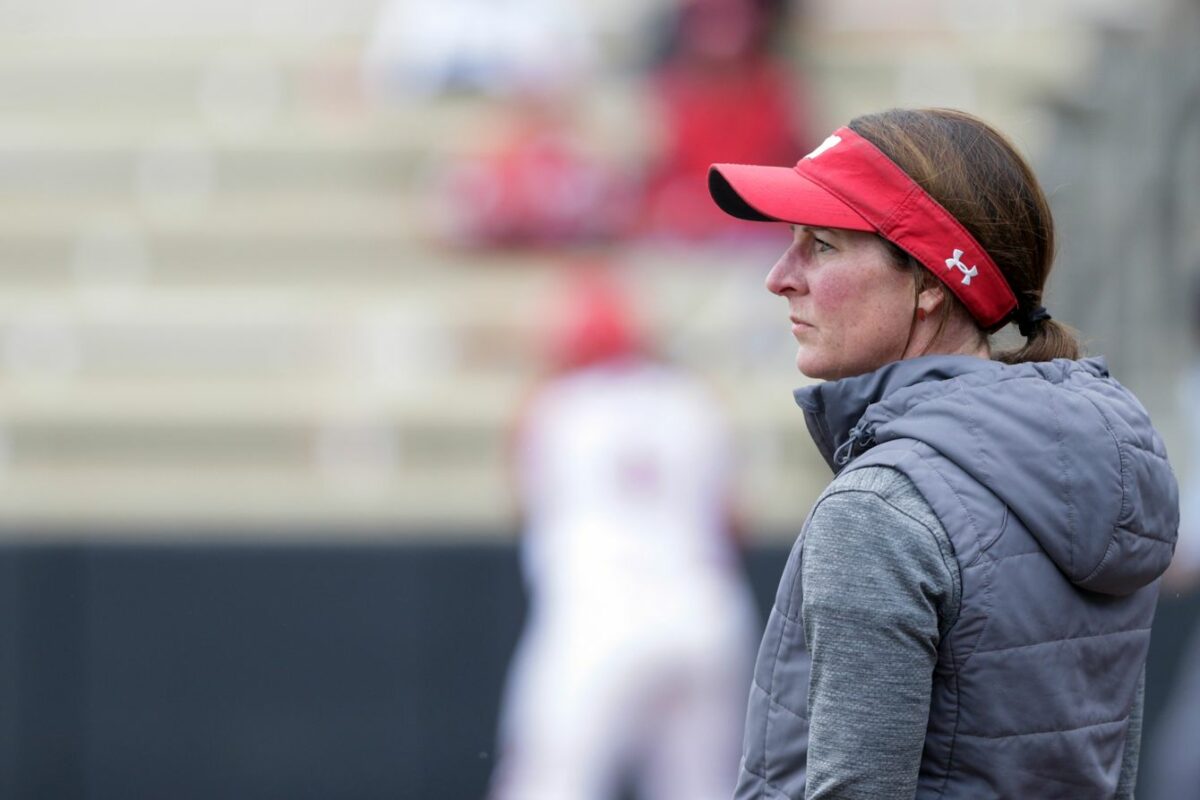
[0,541,529,800]
[0,541,1194,799]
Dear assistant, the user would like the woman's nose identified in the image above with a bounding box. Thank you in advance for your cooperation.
[765,252,803,296]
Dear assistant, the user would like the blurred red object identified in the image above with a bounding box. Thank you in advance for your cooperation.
[548,268,644,371]
[438,117,633,248]
[641,0,810,240]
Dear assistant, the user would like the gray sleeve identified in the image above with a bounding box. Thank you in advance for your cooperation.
[1114,667,1145,799]
[801,482,958,800]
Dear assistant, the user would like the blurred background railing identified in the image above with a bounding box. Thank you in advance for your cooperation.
[0,0,1197,797]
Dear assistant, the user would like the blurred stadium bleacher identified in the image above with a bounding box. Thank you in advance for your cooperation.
[1,0,1177,537]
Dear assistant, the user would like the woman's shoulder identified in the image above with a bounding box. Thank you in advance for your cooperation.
[819,464,938,528]
[810,465,957,586]
[806,465,962,624]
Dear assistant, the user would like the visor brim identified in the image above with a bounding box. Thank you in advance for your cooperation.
[708,163,875,232]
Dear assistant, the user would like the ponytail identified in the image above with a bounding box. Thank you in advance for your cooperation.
[995,294,1082,363]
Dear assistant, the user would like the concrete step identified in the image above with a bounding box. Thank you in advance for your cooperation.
[0,419,823,535]
[0,427,826,533]
[0,191,425,254]
[0,206,427,278]
[0,266,787,385]
[0,459,826,534]
[0,0,380,38]
[0,134,420,197]
[0,366,802,424]
[0,464,511,532]
[0,364,821,534]
[0,243,574,287]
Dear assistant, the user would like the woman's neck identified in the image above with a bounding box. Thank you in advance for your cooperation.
[903,315,991,361]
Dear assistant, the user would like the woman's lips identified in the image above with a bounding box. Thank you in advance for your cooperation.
[790,318,813,335]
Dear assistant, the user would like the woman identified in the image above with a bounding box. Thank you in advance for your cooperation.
[706,108,1179,799]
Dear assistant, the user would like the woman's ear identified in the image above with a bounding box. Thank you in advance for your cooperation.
[917,284,945,318]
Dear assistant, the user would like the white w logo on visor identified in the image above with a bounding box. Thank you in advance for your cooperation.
[805,135,842,159]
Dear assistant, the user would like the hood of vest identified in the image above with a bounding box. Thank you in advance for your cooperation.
[795,355,1179,596]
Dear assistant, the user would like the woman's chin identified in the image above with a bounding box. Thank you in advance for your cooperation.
[794,351,833,380]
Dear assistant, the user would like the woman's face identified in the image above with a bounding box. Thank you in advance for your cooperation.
[766,225,918,380]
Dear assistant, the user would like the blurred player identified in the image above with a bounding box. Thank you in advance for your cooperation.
[487,269,757,800]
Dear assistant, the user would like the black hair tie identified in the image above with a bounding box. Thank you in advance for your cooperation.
[1017,306,1052,337]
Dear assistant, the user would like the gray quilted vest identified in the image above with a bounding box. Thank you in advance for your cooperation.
[738,355,1178,799]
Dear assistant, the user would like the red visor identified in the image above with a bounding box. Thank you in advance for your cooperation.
[709,127,1018,329]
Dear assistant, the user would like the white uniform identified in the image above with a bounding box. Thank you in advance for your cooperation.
[490,357,757,800]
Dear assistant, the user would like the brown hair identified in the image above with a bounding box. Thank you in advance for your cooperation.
[849,108,1080,363]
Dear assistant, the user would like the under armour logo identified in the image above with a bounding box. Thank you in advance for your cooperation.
[944,249,978,285]
[805,135,842,159]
